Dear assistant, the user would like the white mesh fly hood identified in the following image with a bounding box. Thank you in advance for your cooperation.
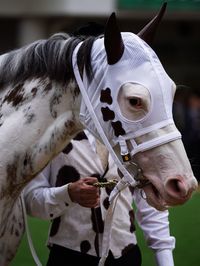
[77,32,181,153]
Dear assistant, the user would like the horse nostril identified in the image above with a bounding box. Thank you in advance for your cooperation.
[165,179,188,198]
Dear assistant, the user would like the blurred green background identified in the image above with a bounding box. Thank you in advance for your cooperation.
[118,0,200,10]
[11,191,200,266]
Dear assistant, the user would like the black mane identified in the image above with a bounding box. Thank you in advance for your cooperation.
[0,33,97,88]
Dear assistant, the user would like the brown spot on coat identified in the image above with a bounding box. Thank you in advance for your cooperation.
[44,83,52,93]
[3,84,26,107]
[31,87,38,97]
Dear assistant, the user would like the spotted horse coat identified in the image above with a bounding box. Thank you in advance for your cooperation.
[0,59,85,265]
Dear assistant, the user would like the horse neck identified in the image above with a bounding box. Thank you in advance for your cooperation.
[0,78,83,199]
[65,81,84,132]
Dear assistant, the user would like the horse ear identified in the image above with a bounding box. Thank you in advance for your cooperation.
[104,12,124,65]
[138,2,167,45]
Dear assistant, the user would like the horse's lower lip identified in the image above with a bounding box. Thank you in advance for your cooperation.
[143,183,168,210]
[150,182,190,207]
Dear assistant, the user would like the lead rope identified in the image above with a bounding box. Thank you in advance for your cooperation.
[94,127,134,266]
[20,191,43,266]
[98,192,121,266]
[94,140,129,265]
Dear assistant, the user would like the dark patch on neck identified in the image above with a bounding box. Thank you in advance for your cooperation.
[0,155,25,200]
[3,83,26,107]
[49,92,62,118]
[22,106,36,124]
[100,88,113,104]
[44,83,52,93]
[24,113,36,124]
[111,121,126,137]
[31,87,38,97]
[101,107,115,121]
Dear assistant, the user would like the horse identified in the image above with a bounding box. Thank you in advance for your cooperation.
[0,3,197,265]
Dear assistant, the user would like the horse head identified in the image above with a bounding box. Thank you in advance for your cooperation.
[73,3,198,211]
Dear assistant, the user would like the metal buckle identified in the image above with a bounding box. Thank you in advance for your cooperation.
[124,161,150,189]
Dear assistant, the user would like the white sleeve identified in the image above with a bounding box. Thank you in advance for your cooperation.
[23,164,76,220]
[133,188,175,266]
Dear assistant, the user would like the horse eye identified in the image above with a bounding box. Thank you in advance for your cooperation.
[129,98,142,107]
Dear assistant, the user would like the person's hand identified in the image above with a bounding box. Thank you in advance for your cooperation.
[68,177,100,208]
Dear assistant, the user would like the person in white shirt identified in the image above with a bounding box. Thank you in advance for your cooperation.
[24,130,175,266]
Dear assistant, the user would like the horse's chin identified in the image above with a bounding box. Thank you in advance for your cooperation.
[142,183,169,211]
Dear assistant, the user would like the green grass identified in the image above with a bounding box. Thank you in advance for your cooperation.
[135,191,200,266]
[10,219,50,266]
[11,192,200,266]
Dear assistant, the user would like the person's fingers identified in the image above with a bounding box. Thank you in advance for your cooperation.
[81,178,100,194]
[83,177,98,185]
[68,178,100,207]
